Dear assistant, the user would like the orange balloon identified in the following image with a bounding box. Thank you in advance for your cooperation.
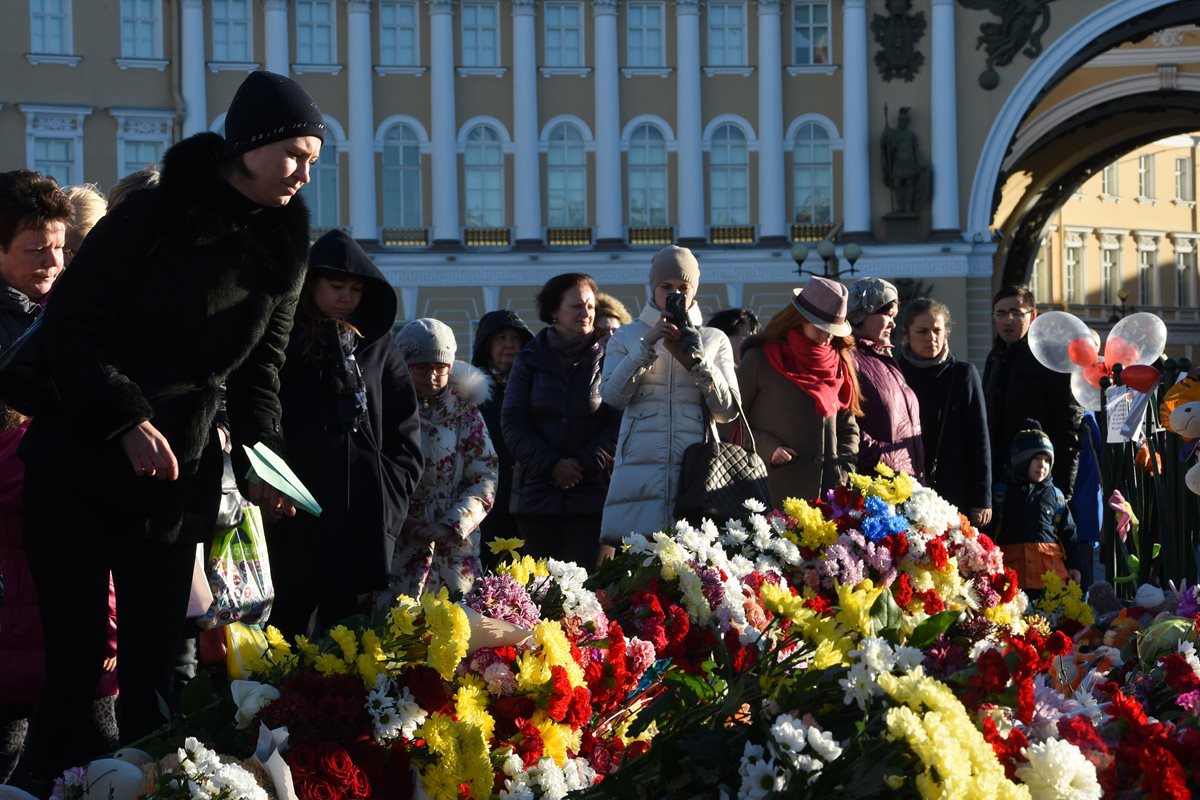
[1104,336,1139,367]
[1083,362,1109,388]
[1067,338,1098,367]
[1121,365,1161,393]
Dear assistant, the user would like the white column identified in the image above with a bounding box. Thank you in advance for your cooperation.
[180,0,207,137]
[592,0,622,244]
[512,0,542,244]
[756,0,785,241]
[931,0,960,235]
[429,0,460,243]
[842,0,870,235]
[675,0,704,242]
[346,0,377,239]
[264,0,290,75]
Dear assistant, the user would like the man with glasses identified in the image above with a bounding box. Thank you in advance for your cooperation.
[983,284,1084,503]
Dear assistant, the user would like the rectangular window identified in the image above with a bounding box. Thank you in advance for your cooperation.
[33,137,74,186]
[1139,248,1155,304]
[31,0,71,54]
[1064,245,1082,305]
[296,0,336,64]
[707,1,746,66]
[211,0,252,62]
[379,1,418,66]
[1177,248,1196,306]
[1101,247,1118,305]
[1030,241,1052,303]
[544,2,583,68]
[461,1,499,67]
[1102,162,1118,196]
[123,140,162,174]
[1139,153,1156,199]
[626,2,664,68]
[1176,156,1194,202]
[382,127,422,228]
[793,1,830,65]
[121,0,161,58]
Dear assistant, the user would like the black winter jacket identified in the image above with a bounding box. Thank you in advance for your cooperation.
[983,336,1084,500]
[268,231,423,592]
[897,348,991,512]
[0,285,39,351]
[993,472,1083,572]
[501,328,619,516]
[20,132,310,544]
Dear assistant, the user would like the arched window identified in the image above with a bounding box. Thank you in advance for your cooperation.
[627,123,667,227]
[793,122,832,224]
[709,123,748,225]
[302,140,339,229]
[546,123,586,227]
[463,125,504,228]
[382,124,422,228]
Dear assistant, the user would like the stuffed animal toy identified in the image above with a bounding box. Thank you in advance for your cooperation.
[1159,377,1200,493]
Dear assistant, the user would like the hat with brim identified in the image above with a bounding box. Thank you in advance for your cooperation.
[792,276,851,337]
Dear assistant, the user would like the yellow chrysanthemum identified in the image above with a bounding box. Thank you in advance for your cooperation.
[355,653,380,687]
[836,580,884,638]
[759,582,807,622]
[498,554,541,585]
[295,634,319,664]
[782,497,840,550]
[457,723,494,799]
[487,536,525,556]
[390,599,419,637]
[422,588,470,680]
[455,675,496,741]
[313,653,349,676]
[329,625,358,662]
[414,714,460,800]
[533,620,584,687]
[983,602,1019,631]
[532,711,571,766]
[516,651,552,691]
[264,626,291,654]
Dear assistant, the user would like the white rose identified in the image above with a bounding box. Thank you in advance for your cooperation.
[230,680,281,729]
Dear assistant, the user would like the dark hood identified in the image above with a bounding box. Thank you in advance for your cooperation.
[307,229,397,343]
[471,309,533,368]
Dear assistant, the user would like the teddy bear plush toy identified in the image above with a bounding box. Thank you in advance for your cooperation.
[1159,376,1200,493]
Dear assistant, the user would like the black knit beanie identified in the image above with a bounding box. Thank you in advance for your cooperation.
[224,71,325,157]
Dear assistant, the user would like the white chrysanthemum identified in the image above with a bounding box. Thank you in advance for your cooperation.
[769,714,808,754]
[838,661,878,710]
[499,777,536,800]
[743,498,767,513]
[852,637,893,674]
[969,640,1002,661]
[805,726,842,762]
[737,742,786,800]
[366,675,395,716]
[209,761,269,800]
[902,487,959,532]
[679,568,713,622]
[502,751,526,777]
[890,645,925,672]
[726,553,756,578]
[562,757,598,791]
[395,686,428,739]
[373,705,404,742]
[532,757,569,800]
[625,532,653,556]
[1015,739,1102,800]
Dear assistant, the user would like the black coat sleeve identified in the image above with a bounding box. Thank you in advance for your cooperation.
[378,342,424,525]
[962,363,993,509]
[572,401,621,479]
[1048,371,1085,501]
[500,352,561,482]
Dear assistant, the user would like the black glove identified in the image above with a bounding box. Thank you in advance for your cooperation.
[664,326,704,370]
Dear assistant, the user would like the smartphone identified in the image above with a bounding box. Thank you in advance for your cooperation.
[664,292,688,327]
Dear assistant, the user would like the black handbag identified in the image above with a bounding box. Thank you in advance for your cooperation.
[0,313,58,417]
[674,395,772,524]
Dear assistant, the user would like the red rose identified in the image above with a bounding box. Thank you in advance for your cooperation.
[297,778,344,800]
[346,766,372,799]
[317,741,357,784]
[287,742,319,779]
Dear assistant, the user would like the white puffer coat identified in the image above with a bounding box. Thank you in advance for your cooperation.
[600,302,739,543]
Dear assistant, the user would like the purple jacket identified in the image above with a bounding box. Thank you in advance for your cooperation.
[851,340,925,480]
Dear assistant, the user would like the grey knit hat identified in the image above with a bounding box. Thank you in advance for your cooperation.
[649,245,700,289]
[847,277,899,327]
[396,318,457,364]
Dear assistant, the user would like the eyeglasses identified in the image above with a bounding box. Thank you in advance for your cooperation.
[409,363,450,376]
[992,309,1032,320]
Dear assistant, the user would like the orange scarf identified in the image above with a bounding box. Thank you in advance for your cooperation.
[763,328,851,418]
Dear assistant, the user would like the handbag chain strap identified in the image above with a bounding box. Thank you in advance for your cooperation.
[701,391,758,456]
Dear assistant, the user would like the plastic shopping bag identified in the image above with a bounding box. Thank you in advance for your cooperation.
[224,621,269,681]
[197,504,274,630]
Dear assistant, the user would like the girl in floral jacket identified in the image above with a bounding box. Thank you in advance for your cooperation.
[391,319,498,598]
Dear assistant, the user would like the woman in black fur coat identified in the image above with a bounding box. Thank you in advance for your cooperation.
[17,71,325,777]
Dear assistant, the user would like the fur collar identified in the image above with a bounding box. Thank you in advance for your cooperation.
[420,361,492,423]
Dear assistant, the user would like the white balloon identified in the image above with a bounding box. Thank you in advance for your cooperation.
[0,787,41,800]
[1028,311,1094,374]
[1107,312,1167,366]
[1071,369,1103,411]
[84,758,148,800]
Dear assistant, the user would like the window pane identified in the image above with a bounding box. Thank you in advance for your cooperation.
[793,1,830,65]
[34,137,74,185]
[793,122,832,224]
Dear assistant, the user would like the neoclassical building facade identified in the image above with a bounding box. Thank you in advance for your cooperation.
[3,1,1200,362]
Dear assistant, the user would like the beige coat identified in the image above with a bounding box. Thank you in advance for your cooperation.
[600,302,739,543]
[737,345,859,505]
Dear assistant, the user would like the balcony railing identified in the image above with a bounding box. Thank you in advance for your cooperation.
[791,223,836,242]
[464,227,512,247]
[710,224,756,245]
[546,227,593,247]
[628,226,674,246]
[381,227,430,247]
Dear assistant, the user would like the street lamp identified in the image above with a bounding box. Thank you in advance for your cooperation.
[791,239,862,280]
[1108,287,1132,323]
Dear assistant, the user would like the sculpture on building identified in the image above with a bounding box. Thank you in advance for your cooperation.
[871,0,926,82]
[958,0,1058,90]
[881,105,925,217]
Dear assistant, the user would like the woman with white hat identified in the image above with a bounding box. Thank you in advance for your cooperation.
[599,246,739,552]
[737,277,862,504]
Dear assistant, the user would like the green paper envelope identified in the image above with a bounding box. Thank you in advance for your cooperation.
[243,442,323,516]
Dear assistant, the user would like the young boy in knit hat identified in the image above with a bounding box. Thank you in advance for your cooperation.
[991,419,1083,595]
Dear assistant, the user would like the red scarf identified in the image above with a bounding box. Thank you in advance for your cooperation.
[764,328,851,418]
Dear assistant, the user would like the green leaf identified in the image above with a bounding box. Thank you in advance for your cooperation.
[1151,543,1162,559]
[906,610,962,649]
[871,589,903,643]
[1127,554,1140,569]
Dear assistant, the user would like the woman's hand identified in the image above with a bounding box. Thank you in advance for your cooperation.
[643,317,680,346]
[120,420,180,480]
[770,446,798,466]
[968,507,992,528]
[247,479,297,522]
[1068,569,1082,585]
[552,458,584,489]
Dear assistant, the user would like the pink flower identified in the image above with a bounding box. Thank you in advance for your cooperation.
[626,637,656,679]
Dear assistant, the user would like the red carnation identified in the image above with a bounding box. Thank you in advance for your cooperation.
[1162,653,1200,693]
[623,740,650,763]
[1015,677,1035,725]
[975,648,1011,694]
[544,665,574,722]
[920,590,945,615]
[894,573,913,609]
[1058,715,1108,755]
[566,686,592,729]
[803,593,834,616]
[399,666,454,716]
[927,538,948,571]
[1045,630,1073,657]
[514,719,545,767]
[493,695,537,739]
[883,532,909,562]
[981,716,1028,780]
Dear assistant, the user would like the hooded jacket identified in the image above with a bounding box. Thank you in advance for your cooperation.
[470,309,533,540]
[600,301,738,544]
[20,132,310,543]
[268,230,423,593]
[390,361,497,597]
